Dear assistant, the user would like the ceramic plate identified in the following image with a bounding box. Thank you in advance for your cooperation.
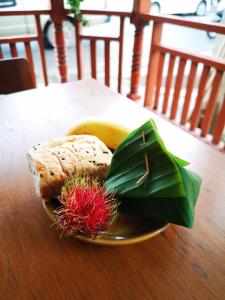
[43,198,169,246]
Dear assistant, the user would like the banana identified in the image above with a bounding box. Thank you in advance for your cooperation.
[67,119,131,150]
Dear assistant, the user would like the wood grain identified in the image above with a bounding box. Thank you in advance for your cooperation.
[0,79,225,300]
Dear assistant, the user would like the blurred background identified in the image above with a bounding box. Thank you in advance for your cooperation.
[0,0,224,94]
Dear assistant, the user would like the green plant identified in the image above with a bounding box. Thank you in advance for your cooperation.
[67,0,88,25]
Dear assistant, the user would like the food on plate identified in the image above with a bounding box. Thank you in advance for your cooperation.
[67,119,130,150]
[27,135,112,199]
[55,174,118,238]
[27,118,202,240]
[105,119,202,228]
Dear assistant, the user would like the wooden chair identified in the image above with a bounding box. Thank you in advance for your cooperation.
[0,13,48,87]
[0,58,36,94]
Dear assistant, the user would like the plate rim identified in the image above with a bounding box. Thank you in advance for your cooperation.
[42,199,169,246]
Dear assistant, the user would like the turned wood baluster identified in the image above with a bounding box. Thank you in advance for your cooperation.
[50,0,67,83]
[75,20,83,80]
[127,0,152,100]
[127,22,145,100]
[53,22,67,83]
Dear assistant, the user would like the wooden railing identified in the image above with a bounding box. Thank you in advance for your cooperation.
[0,10,49,86]
[0,0,224,150]
[141,13,225,150]
[48,0,133,91]
[73,12,128,93]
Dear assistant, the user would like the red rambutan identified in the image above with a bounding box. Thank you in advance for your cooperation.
[55,175,118,238]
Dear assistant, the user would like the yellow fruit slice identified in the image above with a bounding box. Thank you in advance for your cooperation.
[67,119,131,150]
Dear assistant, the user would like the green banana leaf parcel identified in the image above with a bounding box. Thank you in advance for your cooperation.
[105,119,201,228]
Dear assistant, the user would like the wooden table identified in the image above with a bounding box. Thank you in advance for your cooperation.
[1,79,225,300]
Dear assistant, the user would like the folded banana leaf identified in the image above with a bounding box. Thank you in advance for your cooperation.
[105,119,201,228]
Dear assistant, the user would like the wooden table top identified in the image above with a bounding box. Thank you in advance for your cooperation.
[1,79,225,300]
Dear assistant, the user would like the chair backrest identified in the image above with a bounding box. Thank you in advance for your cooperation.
[0,58,36,94]
[0,13,48,87]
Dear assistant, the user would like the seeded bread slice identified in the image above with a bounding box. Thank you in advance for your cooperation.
[27,135,112,199]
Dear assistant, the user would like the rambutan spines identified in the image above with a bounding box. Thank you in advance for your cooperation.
[56,175,118,238]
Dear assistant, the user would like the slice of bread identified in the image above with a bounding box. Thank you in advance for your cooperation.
[27,135,112,199]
